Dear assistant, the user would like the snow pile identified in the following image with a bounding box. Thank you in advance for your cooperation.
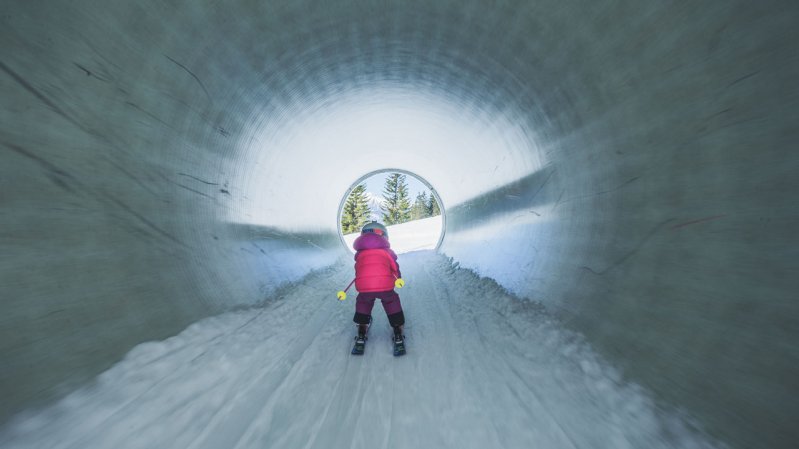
[0,252,723,449]
[343,215,443,254]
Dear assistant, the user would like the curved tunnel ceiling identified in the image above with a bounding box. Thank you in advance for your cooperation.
[1,1,798,448]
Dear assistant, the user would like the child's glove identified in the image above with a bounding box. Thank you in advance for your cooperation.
[394,278,405,289]
[336,291,347,301]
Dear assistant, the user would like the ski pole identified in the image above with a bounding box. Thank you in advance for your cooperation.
[337,279,355,301]
[393,274,405,289]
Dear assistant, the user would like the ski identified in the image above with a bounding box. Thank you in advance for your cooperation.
[393,335,406,357]
[351,335,367,355]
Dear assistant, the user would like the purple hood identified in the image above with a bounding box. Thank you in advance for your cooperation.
[353,232,391,251]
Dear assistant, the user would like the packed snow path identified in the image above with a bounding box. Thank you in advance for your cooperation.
[0,252,720,449]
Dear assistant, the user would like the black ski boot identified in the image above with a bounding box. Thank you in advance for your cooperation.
[351,320,370,355]
[392,326,406,357]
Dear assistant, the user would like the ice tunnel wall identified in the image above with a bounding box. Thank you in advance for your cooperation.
[1,1,798,447]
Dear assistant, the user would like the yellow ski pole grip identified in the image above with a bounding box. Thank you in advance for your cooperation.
[337,279,355,301]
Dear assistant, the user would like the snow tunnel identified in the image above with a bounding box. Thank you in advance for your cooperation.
[1,1,797,448]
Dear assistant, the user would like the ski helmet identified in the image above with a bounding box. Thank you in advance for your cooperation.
[361,221,388,238]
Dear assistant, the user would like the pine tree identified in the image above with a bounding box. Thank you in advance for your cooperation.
[341,184,371,234]
[380,173,412,225]
[411,191,429,221]
[427,192,441,217]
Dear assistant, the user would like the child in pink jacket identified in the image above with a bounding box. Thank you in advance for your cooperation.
[351,222,405,344]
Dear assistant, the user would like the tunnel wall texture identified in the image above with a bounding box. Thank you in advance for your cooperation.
[1,1,798,448]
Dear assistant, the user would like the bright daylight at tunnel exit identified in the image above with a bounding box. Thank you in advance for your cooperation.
[339,170,445,254]
[2,1,798,449]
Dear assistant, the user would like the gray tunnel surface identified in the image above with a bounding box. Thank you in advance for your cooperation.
[1,1,797,448]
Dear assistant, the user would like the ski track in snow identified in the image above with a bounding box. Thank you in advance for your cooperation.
[0,252,723,449]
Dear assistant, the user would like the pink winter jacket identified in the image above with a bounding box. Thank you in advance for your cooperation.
[353,233,401,293]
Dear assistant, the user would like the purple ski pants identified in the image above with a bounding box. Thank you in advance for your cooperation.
[353,290,404,326]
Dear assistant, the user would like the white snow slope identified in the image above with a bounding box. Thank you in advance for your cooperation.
[0,252,722,449]
[343,215,443,254]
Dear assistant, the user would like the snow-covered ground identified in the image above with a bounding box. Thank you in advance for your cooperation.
[0,252,721,449]
[343,215,443,254]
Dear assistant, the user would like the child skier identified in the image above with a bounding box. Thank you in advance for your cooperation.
[341,221,406,356]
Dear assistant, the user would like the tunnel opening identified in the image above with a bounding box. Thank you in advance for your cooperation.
[338,168,445,254]
[238,85,530,235]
